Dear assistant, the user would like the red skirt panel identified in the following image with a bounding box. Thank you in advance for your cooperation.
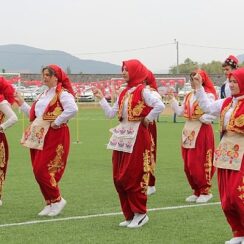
[112,123,151,220]
[30,126,70,204]
[148,122,157,186]
[0,133,8,199]
[218,156,244,237]
[181,123,215,196]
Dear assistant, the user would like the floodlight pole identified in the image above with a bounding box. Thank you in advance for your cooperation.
[173,39,179,123]
[174,39,179,74]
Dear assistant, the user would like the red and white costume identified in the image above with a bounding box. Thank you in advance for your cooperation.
[145,71,163,188]
[195,68,244,240]
[0,77,18,201]
[100,60,164,221]
[20,65,78,205]
[171,70,217,197]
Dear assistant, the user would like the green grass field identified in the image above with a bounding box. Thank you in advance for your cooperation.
[0,105,231,244]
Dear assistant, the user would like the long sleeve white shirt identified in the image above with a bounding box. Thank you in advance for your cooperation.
[0,100,18,130]
[99,87,165,122]
[20,87,78,126]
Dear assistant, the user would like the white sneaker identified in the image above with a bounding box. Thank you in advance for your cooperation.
[185,195,198,202]
[47,198,66,217]
[196,194,213,203]
[119,220,132,227]
[127,213,149,228]
[225,236,244,244]
[38,205,51,216]
[147,186,156,196]
[0,200,2,206]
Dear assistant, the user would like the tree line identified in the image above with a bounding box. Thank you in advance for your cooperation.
[169,58,244,74]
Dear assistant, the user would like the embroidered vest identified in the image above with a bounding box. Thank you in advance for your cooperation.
[118,84,152,121]
[30,91,64,122]
[220,97,244,134]
[183,92,204,120]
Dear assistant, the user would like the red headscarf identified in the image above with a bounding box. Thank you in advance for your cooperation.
[193,69,217,99]
[0,77,15,105]
[229,68,244,97]
[146,70,158,91]
[47,64,75,96]
[122,59,148,88]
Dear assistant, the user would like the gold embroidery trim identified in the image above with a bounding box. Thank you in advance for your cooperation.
[220,102,231,133]
[0,141,6,198]
[118,91,129,120]
[184,93,204,120]
[43,92,63,121]
[235,114,244,127]
[226,101,244,134]
[204,149,212,186]
[48,144,65,187]
[238,177,244,203]
[140,149,151,194]
[150,134,156,176]
[0,112,5,124]
[128,93,146,121]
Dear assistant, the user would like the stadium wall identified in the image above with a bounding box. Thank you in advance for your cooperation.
[20,73,226,86]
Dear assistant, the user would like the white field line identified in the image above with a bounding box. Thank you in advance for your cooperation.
[0,201,220,228]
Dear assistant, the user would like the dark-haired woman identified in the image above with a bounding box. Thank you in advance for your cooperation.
[15,65,78,217]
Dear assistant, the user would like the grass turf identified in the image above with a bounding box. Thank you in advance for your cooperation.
[0,106,230,243]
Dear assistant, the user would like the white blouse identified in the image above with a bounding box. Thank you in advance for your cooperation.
[99,87,165,122]
[0,100,18,130]
[20,87,78,126]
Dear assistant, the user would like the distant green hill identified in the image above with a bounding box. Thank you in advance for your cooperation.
[0,44,121,74]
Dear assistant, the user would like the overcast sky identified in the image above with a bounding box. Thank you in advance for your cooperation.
[1,0,244,72]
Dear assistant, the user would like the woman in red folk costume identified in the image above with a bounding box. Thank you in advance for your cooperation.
[145,70,164,196]
[170,69,217,203]
[0,77,18,206]
[193,68,244,244]
[15,65,78,217]
[93,59,164,228]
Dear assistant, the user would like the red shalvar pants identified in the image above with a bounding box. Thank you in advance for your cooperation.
[181,123,215,196]
[30,126,70,204]
[112,124,152,220]
[148,122,157,187]
[0,133,9,200]
[218,158,244,237]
